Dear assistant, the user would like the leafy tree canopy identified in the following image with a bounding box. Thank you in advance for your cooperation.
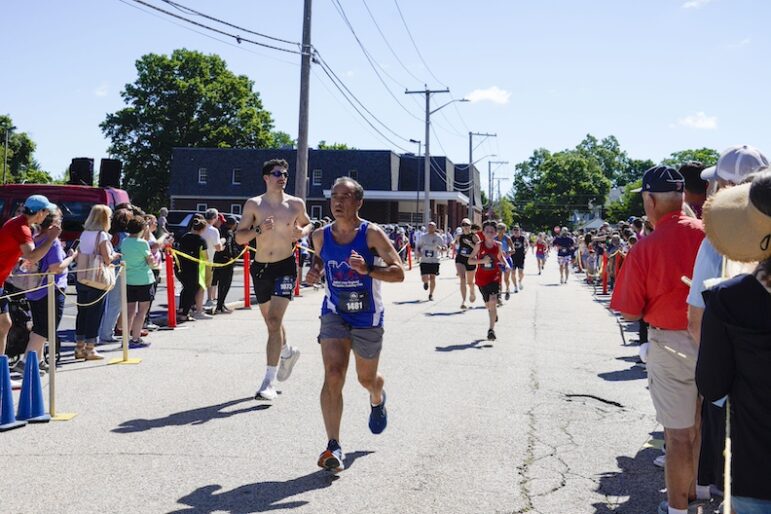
[661,148,719,169]
[0,114,52,184]
[317,140,354,150]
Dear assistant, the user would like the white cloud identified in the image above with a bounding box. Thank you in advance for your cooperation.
[94,83,109,97]
[465,86,511,105]
[682,0,712,8]
[676,112,718,130]
[728,37,751,49]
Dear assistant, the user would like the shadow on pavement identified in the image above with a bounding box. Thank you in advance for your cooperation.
[424,310,464,317]
[392,300,423,305]
[435,339,490,352]
[597,365,646,382]
[170,451,374,513]
[592,445,663,513]
[113,397,270,433]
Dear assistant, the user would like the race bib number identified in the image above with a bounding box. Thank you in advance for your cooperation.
[273,276,295,298]
[483,260,495,270]
[338,290,368,313]
[460,247,471,256]
[423,250,434,258]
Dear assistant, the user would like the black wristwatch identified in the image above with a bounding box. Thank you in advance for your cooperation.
[255,224,262,235]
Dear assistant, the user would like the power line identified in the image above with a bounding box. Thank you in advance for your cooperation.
[392,0,447,88]
[360,0,424,84]
[127,0,305,55]
[159,0,301,46]
[329,0,422,121]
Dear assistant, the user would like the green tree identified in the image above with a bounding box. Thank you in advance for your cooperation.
[614,158,655,190]
[605,179,644,222]
[661,148,719,168]
[317,140,353,150]
[0,115,51,183]
[271,131,295,148]
[576,134,632,186]
[101,49,276,210]
[498,196,514,227]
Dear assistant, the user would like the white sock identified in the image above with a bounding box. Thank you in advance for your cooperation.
[668,507,687,514]
[695,484,711,500]
[280,344,292,359]
[264,366,278,384]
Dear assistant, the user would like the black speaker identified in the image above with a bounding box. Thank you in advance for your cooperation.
[99,158,122,188]
[69,158,94,186]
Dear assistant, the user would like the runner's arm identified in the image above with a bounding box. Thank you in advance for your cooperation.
[497,244,511,269]
[304,228,325,285]
[363,225,404,283]
[467,242,484,265]
[235,199,261,246]
[294,199,314,239]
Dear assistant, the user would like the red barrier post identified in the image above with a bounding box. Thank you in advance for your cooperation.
[601,253,609,295]
[164,249,177,328]
[243,250,252,308]
[294,247,302,297]
[407,243,413,270]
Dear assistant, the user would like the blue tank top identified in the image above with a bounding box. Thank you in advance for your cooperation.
[320,221,384,328]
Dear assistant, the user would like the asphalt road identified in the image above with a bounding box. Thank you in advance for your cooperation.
[2,256,667,513]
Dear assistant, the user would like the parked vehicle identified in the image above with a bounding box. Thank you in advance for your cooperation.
[165,210,241,242]
[0,184,130,248]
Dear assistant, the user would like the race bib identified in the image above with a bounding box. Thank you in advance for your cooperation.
[483,259,495,270]
[273,275,295,298]
[423,250,434,258]
[460,247,471,256]
[338,290,368,313]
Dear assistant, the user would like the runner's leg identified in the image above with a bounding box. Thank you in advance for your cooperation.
[354,353,384,406]
[320,338,352,441]
[456,263,467,305]
[258,297,290,367]
[466,270,476,303]
[429,274,436,296]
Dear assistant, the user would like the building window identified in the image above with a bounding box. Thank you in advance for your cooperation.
[312,169,322,186]
[198,168,208,184]
[230,204,242,215]
[232,168,242,185]
[196,203,207,212]
[349,169,358,180]
[311,205,322,219]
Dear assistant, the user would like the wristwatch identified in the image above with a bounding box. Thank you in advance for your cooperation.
[255,224,262,235]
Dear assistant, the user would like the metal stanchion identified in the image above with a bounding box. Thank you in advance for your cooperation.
[109,264,141,365]
[48,273,76,421]
[165,248,177,328]
[243,250,251,308]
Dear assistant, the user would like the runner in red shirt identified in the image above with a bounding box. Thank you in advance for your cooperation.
[468,221,511,341]
[0,195,61,359]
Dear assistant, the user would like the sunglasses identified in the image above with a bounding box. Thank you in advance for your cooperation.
[268,170,289,178]
[461,223,470,227]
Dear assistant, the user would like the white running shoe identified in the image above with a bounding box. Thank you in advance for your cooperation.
[255,381,277,401]
[204,300,214,309]
[519,283,524,291]
[193,311,212,320]
[277,346,301,382]
[653,454,666,468]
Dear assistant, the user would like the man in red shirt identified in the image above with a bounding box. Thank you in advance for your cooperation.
[611,167,705,514]
[0,195,61,359]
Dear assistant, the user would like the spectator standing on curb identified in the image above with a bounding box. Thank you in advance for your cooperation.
[122,218,155,348]
[176,217,209,322]
[157,207,169,236]
[610,166,705,514]
[76,205,120,361]
[696,171,771,514]
[212,216,239,314]
[202,209,223,311]
[99,207,132,344]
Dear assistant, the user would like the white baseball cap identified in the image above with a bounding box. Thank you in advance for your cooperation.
[701,144,769,183]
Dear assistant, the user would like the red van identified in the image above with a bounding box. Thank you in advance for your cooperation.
[0,184,130,247]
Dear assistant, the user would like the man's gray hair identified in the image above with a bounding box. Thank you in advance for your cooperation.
[204,208,218,220]
[333,176,364,200]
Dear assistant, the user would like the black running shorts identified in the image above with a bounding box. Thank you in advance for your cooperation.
[250,255,297,304]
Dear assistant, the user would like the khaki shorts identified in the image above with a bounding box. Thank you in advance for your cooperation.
[647,328,699,429]
[204,263,213,288]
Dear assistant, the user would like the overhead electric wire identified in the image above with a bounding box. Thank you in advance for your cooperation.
[128,0,305,55]
[393,0,447,88]
[329,0,422,122]
[360,0,424,84]
[159,0,302,46]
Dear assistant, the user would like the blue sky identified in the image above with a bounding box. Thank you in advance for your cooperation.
[3,0,767,196]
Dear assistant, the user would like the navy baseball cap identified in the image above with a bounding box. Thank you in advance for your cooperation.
[632,166,684,193]
[24,194,57,213]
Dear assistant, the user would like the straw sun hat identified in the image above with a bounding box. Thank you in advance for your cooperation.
[702,171,771,263]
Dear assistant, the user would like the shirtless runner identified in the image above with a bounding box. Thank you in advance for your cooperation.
[235,158,314,400]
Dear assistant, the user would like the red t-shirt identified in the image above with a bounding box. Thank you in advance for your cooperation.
[0,216,33,287]
[475,241,501,286]
[610,211,704,330]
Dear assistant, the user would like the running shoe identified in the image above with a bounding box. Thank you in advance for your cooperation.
[519,284,524,291]
[204,300,214,309]
[428,294,433,301]
[653,454,666,468]
[497,299,503,307]
[129,338,151,349]
[423,282,428,291]
[460,303,467,310]
[487,329,496,341]
[469,291,476,303]
[318,443,345,473]
[369,391,387,434]
[255,381,277,401]
[514,287,519,294]
[145,322,160,331]
[12,359,45,378]
[277,346,300,382]
[505,291,510,301]
[193,311,212,320]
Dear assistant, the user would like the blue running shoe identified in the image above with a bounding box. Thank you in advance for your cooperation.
[129,338,151,349]
[369,390,387,434]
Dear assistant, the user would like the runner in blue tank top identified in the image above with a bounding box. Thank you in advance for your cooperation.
[305,177,405,473]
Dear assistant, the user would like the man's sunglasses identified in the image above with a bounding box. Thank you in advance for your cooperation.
[267,170,289,178]
[461,223,470,227]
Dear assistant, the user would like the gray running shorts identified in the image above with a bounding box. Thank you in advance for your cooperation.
[318,313,384,359]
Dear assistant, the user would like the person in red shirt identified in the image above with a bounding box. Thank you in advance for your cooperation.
[468,221,510,342]
[0,195,61,358]
[610,166,705,514]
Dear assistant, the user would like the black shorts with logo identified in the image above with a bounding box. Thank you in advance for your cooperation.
[512,254,526,270]
[478,282,500,303]
[250,255,297,304]
[420,262,440,276]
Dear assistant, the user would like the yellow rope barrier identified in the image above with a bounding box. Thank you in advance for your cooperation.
[167,247,248,268]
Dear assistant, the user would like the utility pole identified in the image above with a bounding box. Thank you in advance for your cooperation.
[3,125,15,185]
[468,131,496,221]
[295,0,312,200]
[487,160,508,217]
[409,139,421,223]
[493,176,510,207]
[405,86,453,226]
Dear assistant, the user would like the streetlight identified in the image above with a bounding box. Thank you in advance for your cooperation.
[409,139,421,223]
[3,124,16,185]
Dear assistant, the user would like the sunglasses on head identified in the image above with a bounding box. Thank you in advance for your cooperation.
[268,170,289,178]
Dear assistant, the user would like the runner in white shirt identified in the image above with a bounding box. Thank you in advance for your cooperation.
[416,222,446,301]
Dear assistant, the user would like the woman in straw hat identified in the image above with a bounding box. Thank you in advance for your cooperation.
[695,171,771,514]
